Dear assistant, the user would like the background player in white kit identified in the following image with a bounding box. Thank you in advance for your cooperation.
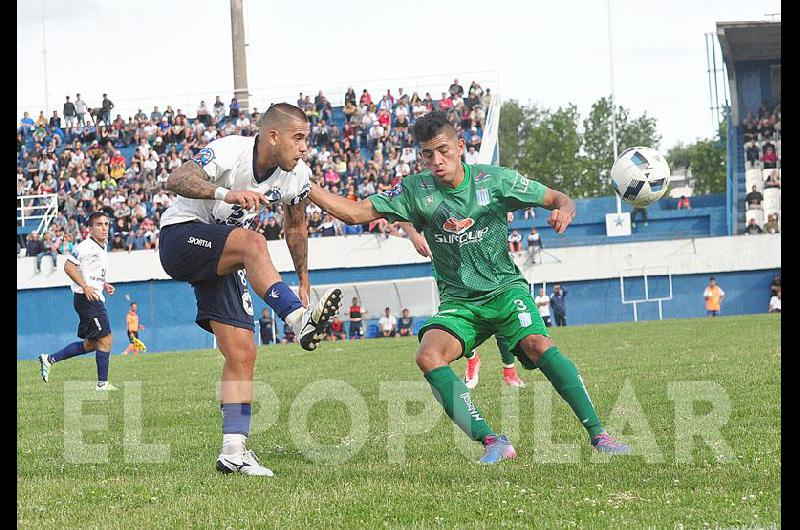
[534,288,552,327]
[159,103,342,477]
[39,212,118,390]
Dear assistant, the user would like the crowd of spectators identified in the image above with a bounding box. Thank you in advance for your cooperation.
[18,80,491,258]
[742,101,781,234]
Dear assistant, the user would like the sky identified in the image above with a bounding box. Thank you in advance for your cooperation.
[17,0,781,150]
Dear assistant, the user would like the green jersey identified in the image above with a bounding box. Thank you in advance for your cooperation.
[368,162,548,304]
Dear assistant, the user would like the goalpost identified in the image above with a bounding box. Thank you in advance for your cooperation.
[619,265,673,322]
[213,276,439,348]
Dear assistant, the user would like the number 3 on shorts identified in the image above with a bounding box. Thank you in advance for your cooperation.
[513,299,533,327]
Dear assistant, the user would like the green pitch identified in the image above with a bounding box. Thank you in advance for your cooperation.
[18,315,780,528]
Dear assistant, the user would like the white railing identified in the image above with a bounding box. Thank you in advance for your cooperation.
[17,193,58,234]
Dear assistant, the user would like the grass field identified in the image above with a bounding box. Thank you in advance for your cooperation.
[18,314,780,528]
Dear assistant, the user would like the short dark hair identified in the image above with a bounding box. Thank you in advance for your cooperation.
[86,211,108,226]
[710,276,716,281]
[130,302,137,307]
[261,103,307,131]
[411,111,456,143]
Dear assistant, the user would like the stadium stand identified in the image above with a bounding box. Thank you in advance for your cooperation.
[717,20,780,235]
[740,101,780,234]
[17,81,491,255]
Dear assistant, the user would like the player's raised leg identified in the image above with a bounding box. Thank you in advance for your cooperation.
[417,327,515,465]
[41,340,89,382]
[215,228,341,350]
[211,321,274,477]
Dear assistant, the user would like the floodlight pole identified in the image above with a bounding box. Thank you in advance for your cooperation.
[230,0,250,113]
[607,0,621,214]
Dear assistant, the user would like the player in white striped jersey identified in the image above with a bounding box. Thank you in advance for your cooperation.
[39,211,118,390]
[159,103,341,477]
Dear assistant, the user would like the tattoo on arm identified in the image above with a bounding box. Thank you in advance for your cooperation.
[165,161,217,199]
[283,200,309,282]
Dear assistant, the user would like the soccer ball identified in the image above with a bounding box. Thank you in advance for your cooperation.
[610,146,671,208]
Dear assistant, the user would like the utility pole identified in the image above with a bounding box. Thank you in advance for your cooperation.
[230,0,250,113]
[607,0,621,213]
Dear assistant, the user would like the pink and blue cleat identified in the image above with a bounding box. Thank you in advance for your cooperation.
[478,434,517,464]
[591,432,631,454]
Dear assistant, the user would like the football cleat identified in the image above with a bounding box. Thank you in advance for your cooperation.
[133,337,147,352]
[95,382,119,391]
[464,353,481,389]
[39,354,51,383]
[298,288,342,351]
[216,450,274,477]
[591,433,631,455]
[478,434,517,465]
[502,366,526,387]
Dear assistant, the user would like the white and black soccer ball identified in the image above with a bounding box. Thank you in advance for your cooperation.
[610,146,671,208]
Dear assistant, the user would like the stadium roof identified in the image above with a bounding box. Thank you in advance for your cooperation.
[716,20,780,123]
[716,21,781,62]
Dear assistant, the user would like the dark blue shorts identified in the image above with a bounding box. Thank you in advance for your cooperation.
[160,221,255,333]
[74,294,112,340]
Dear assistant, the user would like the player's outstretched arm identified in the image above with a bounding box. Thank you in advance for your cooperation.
[309,182,382,225]
[284,199,311,306]
[166,161,269,210]
[540,188,577,234]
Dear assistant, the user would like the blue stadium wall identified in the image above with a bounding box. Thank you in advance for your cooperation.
[735,59,779,117]
[17,266,777,360]
[509,194,727,248]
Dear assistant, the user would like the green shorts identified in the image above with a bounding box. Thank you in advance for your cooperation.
[418,286,550,370]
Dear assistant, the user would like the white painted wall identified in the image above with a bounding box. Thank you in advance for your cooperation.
[18,233,780,290]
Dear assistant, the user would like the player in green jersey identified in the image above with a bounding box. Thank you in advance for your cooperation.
[309,111,630,463]
[400,224,525,388]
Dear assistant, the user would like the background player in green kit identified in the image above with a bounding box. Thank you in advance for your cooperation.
[309,111,630,463]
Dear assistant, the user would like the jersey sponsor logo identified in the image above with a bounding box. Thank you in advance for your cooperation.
[191,147,215,168]
[419,180,435,191]
[442,217,475,235]
[433,227,490,246]
[187,236,212,248]
[474,171,490,183]
[382,182,403,199]
[215,203,266,229]
[476,188,490,206]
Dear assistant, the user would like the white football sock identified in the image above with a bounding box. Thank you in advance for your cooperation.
[222,433,247,455]
[285,307,305,334]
